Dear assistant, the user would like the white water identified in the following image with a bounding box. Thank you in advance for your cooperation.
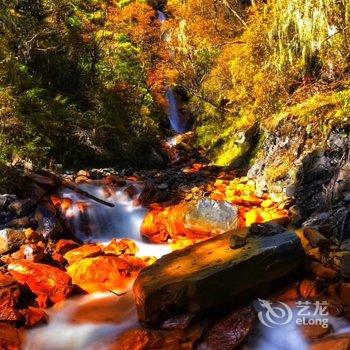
[25,182,171,349]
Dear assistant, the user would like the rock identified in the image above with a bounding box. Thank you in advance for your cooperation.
[0,229,26,254]
[0,323,23,349]
[0,273,21,322]
[8,199,34,217]
[299,323,330,340]
[21,306,47,327]
[299,279,318,299]
[310,336,350,350]
[103,239,138,256]
[76,170,91,178]
[34,202,62,238]
[161,313,194,330]
[229,235,247,249]
[6,216,33,229]
[249,221,285,236]
[302,227,330,250]
[63,244,103,265]
[111,328,186,350]
[134,229,304,324]
[67,255,147,294]
[196,306,256,350]
[12,243,45,262]
[341,255,350,279]
[0,194,16,211]
[54,239,79,255]
[8,260,72,307]
[340,283,350,305]
[185,198,238,233]
[25,172,56,189]
[309,261,337,279]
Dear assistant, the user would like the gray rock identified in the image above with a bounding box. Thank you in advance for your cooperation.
[185,198,238,233]
[0,229,26,254]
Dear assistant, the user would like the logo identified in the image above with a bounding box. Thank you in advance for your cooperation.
[254,299,329,329]
[255,299,293,328]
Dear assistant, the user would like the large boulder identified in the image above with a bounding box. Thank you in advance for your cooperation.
[134,229,304,324]
[8,260,72,307]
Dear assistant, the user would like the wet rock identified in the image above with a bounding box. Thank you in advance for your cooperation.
[299,279,318,299]
[25,172,56,189]
[8,260,72,307]
[21,306,47,327]
[161,313,194,330]
[67,255,146,294]
[54,239,79,256]
[0,323,23,349]
[12,243,45,262]
[134,230,304,324]
[309,261,338,279]
[302,227,330,250]
[8,199,34,217]
[103,239,137,256]
[197,306,256,350]
[112,328,186,350]
[63,244,103,265]
[0,229,26,254]
[185,198,238,233]
[34,202,62,239]
[6,216,33,229]
[0,194,17,211]
[310,336,350,350]
[300,323,330,340]
[0,273,21,322]
[76,170,91,178]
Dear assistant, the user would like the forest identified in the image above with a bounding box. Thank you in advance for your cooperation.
[0,0,350,349]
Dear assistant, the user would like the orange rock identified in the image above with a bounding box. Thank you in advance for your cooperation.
[104,239,138,256]
[67,255,147,294]
[63,244,103,265]
[107,328,186,350]
[54,239,79,255]
[22,306,47,327]
[340,283,350,306]
[0,323,23,349]
[300,323,330,340]
[0,273,21,322]
[8,260,72,308]
[310,336,350,350]
[299,279,318,299]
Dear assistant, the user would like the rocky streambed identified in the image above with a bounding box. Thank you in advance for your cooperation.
[1,136,350,349]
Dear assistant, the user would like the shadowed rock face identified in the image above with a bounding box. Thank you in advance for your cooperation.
[134,229,305,324]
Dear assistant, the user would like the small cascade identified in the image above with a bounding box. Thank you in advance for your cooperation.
[60,182,171,258]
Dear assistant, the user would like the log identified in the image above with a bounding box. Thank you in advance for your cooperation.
[134,228,305,324]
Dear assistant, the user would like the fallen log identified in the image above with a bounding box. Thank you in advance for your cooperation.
[134,228,305,324]
[20,169,115,208]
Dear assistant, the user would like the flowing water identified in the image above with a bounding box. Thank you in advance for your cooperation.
[25,182,171,350]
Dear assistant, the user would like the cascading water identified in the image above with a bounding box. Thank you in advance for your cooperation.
[157,10,192,135]
[25,181,171,350]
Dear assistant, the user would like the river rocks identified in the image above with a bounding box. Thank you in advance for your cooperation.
[34,202,62,239]
[0,323,23,349]
[63,244,103,265]
[67,255,147,294]
[0,274,21,322]
[0,229,26,254]
[0,194,17,212]
[302,227,331,250]
[310,336,350,350]
[22,306,47,327]
[134,230,304,324]
[196,306,257,350]
[309,261,338,279]
[104,239,138,256]
[8,260,72,307]
[8,199,34,217]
